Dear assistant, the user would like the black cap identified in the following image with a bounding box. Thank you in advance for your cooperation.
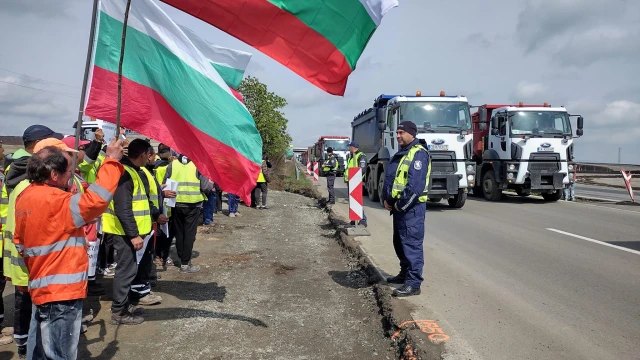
[397,121,418,137]
[327,147,334,153]
[23,125,63,143]
[348,141,359,148]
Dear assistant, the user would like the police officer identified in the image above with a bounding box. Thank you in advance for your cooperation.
[344,141,367,227]
[322,147,339,204]
[382,121,431,297]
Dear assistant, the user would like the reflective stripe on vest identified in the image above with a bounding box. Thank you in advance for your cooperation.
[102,165,152,235]
[141,167,159,208]
[4,179,31,286]
[323,155,339,172]
[29,271,87,290]
[170,160,205,203]
[391,144,432,203]
[344,152,365,181]
[23,237,87,258]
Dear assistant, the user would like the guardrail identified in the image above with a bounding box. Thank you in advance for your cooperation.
[576,162,640,174]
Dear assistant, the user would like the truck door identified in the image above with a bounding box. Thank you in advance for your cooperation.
[490,111,509,159]
[383,107,398,152]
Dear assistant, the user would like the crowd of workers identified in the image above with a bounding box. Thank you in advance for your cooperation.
[0,124,272,359]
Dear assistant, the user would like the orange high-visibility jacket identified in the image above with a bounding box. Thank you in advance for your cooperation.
[13,158,124,306]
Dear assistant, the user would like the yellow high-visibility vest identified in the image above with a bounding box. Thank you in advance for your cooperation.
[391,144,431,203]
[102,165,152,235]
[170,160,206,204]
[3,179,31,286]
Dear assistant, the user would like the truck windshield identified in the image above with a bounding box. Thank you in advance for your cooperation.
[509,111,571,136]
[400,102,471,132]
[323,140,349,152]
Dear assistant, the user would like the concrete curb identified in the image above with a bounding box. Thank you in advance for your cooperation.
[304,176,444,360]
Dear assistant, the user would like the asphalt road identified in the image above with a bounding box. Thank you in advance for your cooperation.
[328,179,640,360]
[576,183,636,202]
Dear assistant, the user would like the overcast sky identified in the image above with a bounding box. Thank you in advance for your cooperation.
[1,0,639,163]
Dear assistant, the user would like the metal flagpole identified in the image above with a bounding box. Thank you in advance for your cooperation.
[115,0,133,137]
[71,0,100,173]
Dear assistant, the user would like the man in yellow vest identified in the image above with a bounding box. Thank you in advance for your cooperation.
[153,144,174,267]
[382,121,431,298]
[344,141,368,227]
[1,125,62,356]
[163,154,212,273]
[322,147,339,204]
[104,139,167,325]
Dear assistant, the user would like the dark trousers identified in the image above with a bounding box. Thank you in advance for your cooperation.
[215,190,223,213]
[15,287,32,348]
[253,182,268,207]
[99,232,115,269]
[173,206,200,265]
[155,219,174,261]
[392,203,426,288]
[131,232,155,300]
[109,233,150,313]
[0,265,4,328]
[326,174,336,203]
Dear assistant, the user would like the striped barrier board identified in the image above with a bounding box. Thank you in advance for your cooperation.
[306,162,311,175]
[621,168,635,201]
[348,168,363,221]
[313,162,319,181]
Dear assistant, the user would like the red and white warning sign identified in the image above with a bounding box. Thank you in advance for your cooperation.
[306,162,311,175]
[348,168,363,221]
[313,162,319,181]
[621,168,634,202]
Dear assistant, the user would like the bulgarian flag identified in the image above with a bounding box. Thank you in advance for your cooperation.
[84,0,262,203]
[161,0,399,96]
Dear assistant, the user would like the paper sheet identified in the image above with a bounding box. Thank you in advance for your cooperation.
[163,179,179,208]
[136,230,154,264]
[160,207,169,237]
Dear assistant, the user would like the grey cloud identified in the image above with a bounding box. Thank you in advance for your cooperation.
[509,81,548,103]
[552,26,640,67]
[1,0,82,18]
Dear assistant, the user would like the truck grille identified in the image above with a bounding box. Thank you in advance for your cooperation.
[430,151,456,173]
[529,153,560,172]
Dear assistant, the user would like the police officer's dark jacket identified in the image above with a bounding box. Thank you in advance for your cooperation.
[383,138,430,213]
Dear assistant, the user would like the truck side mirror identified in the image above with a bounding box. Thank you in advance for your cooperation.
[577,116,584,130]
[478,122,487,132]
[378,121,386,131]
[576,129,583,136]
[490,128,499,136]
[491,117,500,130]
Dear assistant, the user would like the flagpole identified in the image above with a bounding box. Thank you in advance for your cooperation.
[71,0,100,172]
[115,0,133,137]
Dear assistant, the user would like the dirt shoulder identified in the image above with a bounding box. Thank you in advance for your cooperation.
[71,190,395,359]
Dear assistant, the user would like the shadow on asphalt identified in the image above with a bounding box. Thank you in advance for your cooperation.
[328,270,370,289]
[467,193,552,205]
[95,277,227,303]
[140,307,268,327]
[608,241,640,252]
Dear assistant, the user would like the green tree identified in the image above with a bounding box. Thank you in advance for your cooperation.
[239,76,292,159]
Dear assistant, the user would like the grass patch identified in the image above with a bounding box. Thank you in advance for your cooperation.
[269,160,314,197]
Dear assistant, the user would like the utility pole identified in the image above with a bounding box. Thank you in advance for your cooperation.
[618,147,621,164]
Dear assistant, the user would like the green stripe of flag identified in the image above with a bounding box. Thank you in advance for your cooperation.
[211,63,245,90]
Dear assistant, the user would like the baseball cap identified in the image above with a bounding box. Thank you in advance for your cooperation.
[23,125,64,143]
[348,141,359,148]
[61,136,90,149]
[33,138,78,154]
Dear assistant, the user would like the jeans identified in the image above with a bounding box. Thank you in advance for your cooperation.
[228,193,239,214]
[203,193,216,224]
[27,299,83,360]
[563,182,575,200]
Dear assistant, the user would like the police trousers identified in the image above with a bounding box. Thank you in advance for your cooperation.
[392,203,426,288]
[326,174,336,203]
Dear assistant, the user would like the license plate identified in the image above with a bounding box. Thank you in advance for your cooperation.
[537,147,554,152]
[429,145,449,151]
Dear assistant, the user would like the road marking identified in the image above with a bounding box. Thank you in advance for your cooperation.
[546,228,640,256]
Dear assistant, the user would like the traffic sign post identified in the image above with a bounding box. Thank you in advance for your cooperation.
[621,168,635,202]
[313,162,319,181]
[345,167,370,236]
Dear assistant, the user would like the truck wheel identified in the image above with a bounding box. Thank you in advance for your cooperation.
[378,172,386,207]
[448,190,467,208]
[367,177,379,202]
[482,170,502,201]
[542,190,562,202]
[427,198,441,203]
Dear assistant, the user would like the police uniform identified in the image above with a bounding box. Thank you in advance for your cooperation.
[344,142,368,226]
[322,148,339,204]
[383,122,431,297]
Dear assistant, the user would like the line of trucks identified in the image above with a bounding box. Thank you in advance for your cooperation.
[302,91,584,209]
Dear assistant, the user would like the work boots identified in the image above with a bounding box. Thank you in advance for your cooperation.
[134,293,162,306]
[111,308,144,325]
[180,263,201,273]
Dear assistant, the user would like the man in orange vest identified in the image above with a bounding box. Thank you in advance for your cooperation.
[13,137,124,359]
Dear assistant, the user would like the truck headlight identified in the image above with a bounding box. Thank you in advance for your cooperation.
[507,172,514,179]
[508,164,516,171]
[568,164,574,171]
[467,175,474,183]
[466,165,474,172]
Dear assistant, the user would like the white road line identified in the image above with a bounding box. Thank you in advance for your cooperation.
[546,228,640,256]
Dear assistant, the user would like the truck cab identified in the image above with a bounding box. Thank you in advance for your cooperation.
[472,103,584,201]
[352,91,476,209]
[314,136,349,177]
